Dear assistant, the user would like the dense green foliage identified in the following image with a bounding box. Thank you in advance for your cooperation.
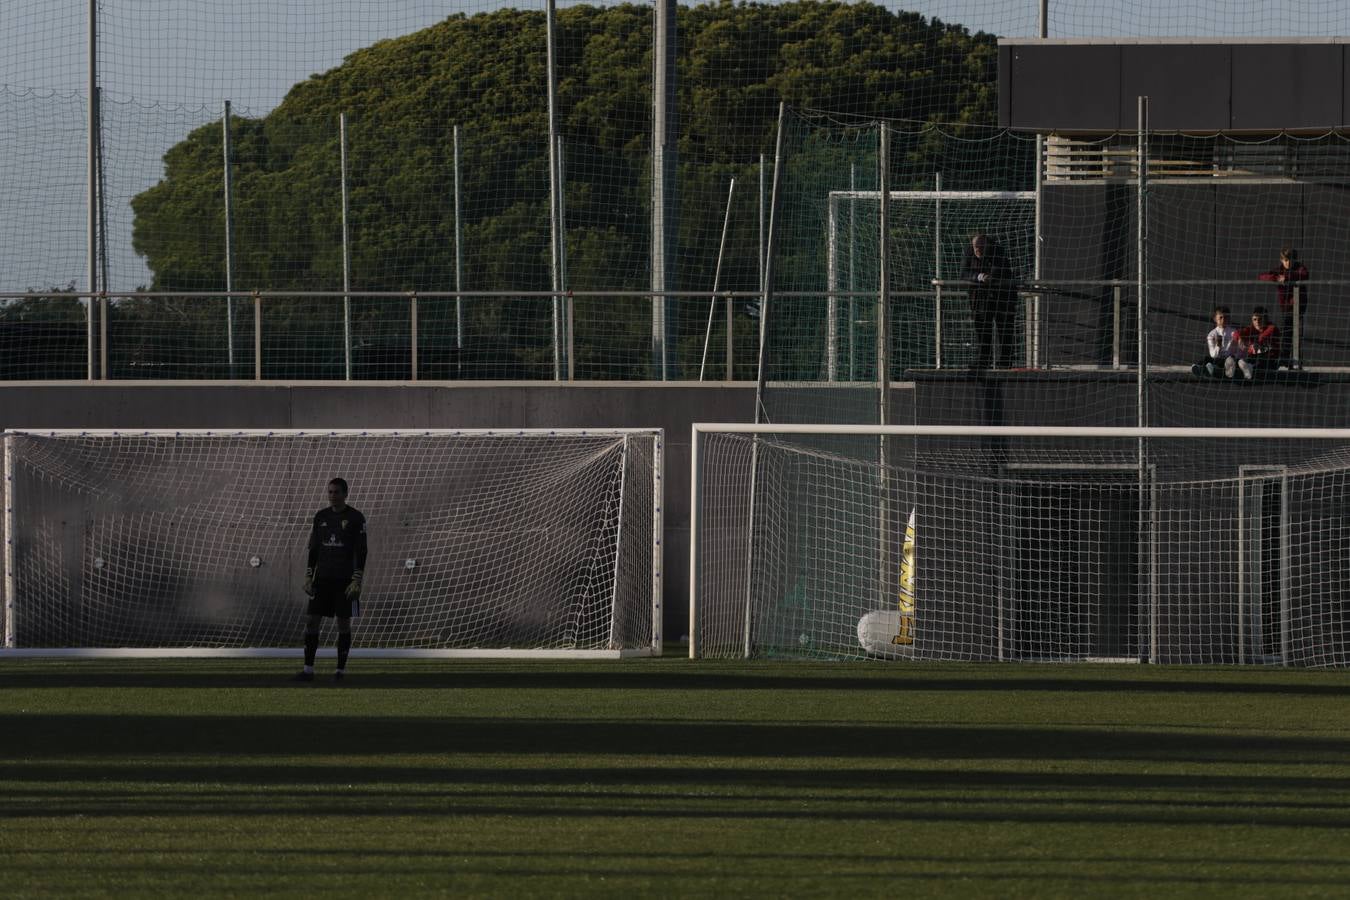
[132,2,998,293]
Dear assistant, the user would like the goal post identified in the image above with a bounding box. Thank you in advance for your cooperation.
[690,423,1350,667]
[3,428,662,657]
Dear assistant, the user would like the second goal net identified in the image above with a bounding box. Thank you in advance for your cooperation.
[691,425,1350,667]
[4,428,662,657]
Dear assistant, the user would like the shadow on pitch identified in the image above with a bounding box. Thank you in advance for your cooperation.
[0,661,1347,697]
[4,711,1350,765]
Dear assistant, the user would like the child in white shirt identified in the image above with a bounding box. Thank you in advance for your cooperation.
[1191,305,1243,378]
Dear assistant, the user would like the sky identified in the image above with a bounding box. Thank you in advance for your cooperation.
[1,0,1343,291]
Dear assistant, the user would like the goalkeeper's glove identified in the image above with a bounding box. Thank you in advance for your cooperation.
[345,570,363,600]
[303,568,315,597]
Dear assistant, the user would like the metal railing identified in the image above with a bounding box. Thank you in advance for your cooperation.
[0,280,1332,381]
[931,279,1320,371]
[0,289,766,382]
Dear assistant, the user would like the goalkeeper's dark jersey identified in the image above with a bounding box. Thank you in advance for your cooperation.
[307,506,368,580]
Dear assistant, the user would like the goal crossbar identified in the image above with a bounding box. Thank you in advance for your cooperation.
[693,424,1350,440]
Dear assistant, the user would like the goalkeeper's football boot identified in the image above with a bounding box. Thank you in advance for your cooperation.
[293,669,315,682]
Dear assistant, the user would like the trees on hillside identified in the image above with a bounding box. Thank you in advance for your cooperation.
[121,1,1004,379]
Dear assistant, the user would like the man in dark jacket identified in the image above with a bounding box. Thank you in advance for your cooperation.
[962,233,1019,369]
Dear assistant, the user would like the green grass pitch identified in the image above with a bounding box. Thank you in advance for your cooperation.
[2,654,1349,897]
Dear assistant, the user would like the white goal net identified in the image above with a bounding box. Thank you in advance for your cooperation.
[4,428,661,657]
[691,425,1350,667]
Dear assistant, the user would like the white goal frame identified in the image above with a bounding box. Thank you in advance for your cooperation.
[690,423,1350,664]
[3,428,663,659]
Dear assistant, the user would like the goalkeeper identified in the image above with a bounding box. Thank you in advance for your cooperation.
[295,477,367,682]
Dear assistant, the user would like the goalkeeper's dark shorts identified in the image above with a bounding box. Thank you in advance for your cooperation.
[308,576,358,619]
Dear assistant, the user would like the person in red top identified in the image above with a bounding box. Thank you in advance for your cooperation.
[1234,307,1281,381]
[1257,246,1308,363]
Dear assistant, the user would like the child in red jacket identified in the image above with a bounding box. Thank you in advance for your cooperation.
[1234,307,1281,381]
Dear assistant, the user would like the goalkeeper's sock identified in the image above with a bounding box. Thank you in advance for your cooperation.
[304,630,320,667]
[337,632,352,670]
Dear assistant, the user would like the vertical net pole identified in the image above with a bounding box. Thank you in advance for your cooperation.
[1280,470,1290,665]
[409,293,418,380]
[1032,138,1042,368]
[1237,469,1247,664]
[934,171,943,368]
[606,436,629,651]
[933,172,942,282]
[1292,286,1301,365]
[559,135,572,381]
[1136,95,1153,662]
[744,105,787,657]
[753,102,787,424]
[878,121,890,427]
[223,100,236,378]
[1136,96,1148,424]
[340,112,352,381]
[1033,0,1047,369]
[877,122,891,618]
[95,86,108,379]
[699,177,735,381]
[849,164,857,380]
[85,0,97,382]
[253,291,262,380]
[759,153,765,308]
[651,432,663,655]
[4,432,14,649]
[1149,472,1160,662]
[997,479,1007,661]
[453,124,464,375]
[651,0,677,381]
[688,426,700,658]
[934,172,945,369]
[826,191,838,381]
[546,0,562,381]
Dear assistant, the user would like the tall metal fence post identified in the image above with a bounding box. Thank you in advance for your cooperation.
[1292,286,1301,365]
[252,291,262,380]
[223,100,236,378]
[1113,284,1122,368]
[934,171,942,369]
[95,87,109,380]
[699,177,735,381]
[340,112,352,381]
[559,135,572,381]
[1136,94,1154,663]
[409,292,419,381]
[848,163,856,380]
[546,0,563,381]
[651,0,678,380]
[877,121,892,618]
[86,0,99,381]
[453,124,464,376]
